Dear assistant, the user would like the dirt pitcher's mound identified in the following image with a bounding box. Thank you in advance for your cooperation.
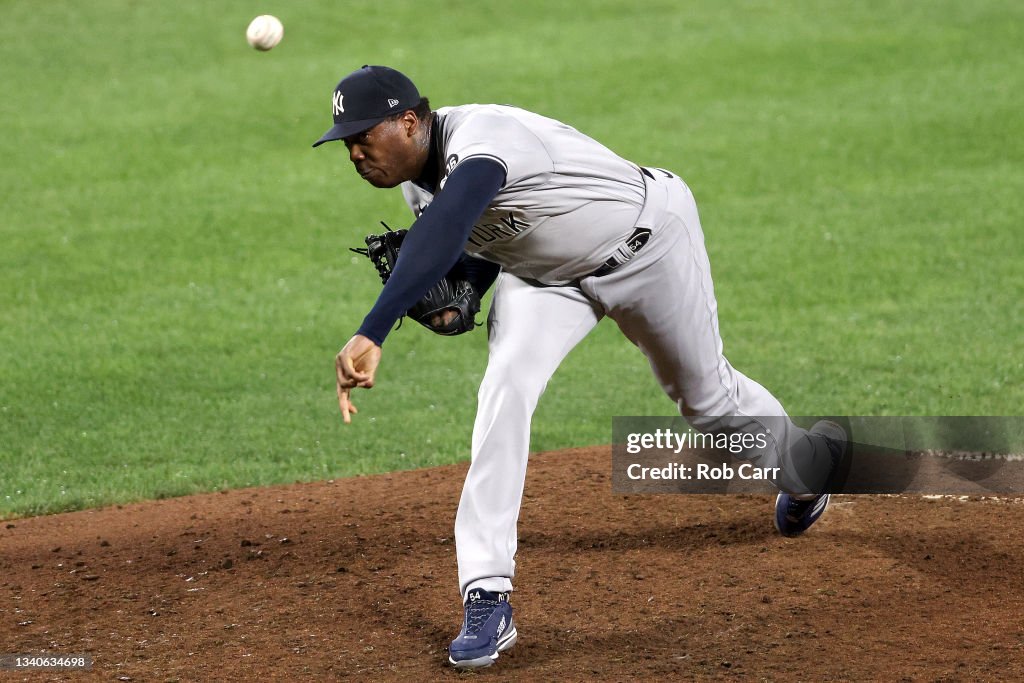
[2,446,1023,681]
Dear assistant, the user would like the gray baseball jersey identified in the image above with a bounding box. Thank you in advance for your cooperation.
[401,104,646,284]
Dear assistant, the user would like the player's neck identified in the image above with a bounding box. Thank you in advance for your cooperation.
[412,112,442,193]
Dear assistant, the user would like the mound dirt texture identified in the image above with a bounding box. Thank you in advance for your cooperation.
[2,446,1023,681]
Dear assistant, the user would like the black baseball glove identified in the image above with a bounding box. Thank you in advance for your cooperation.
[350,223,481,336]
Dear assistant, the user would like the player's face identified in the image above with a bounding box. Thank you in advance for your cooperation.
[343,114,424,188]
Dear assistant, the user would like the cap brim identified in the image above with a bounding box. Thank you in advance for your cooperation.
[311,117,387,147]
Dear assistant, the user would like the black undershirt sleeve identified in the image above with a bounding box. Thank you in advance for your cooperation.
[356,157,506,345]
[458,253,502,297]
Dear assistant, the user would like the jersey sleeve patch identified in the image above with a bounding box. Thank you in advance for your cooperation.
[442,154,508,191]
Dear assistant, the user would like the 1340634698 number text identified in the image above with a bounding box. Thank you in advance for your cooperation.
[0,654,93,670]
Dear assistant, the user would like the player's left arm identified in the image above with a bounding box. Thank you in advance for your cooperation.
[335,157,506,422]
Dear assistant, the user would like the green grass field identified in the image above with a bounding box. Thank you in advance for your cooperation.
[2,1,1022,517]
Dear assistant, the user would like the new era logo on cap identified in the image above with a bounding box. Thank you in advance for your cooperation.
[312,65,421,147]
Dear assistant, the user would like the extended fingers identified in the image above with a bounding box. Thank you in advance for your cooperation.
[337,385,359,424]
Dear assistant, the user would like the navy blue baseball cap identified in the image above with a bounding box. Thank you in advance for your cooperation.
[312,65,421,147]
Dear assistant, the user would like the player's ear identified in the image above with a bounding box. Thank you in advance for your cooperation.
[402,110,421,137]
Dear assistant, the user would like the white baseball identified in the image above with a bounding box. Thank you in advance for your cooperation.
[246,15,284,51]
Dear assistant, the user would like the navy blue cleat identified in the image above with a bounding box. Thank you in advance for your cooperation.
[774,420,850,537]
[774,491,832,537]
[448,589,517,669]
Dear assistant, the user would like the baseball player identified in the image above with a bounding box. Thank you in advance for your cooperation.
[318,65,848,669]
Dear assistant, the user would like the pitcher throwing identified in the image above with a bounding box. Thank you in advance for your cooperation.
[316,65,847,669]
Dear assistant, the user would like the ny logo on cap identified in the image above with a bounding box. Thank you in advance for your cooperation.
[333,91,345,116]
